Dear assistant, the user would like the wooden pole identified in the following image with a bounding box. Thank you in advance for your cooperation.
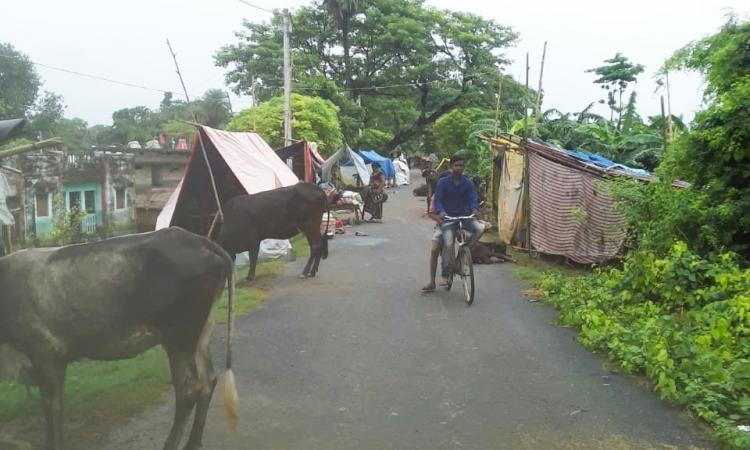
[665,71,674,143]
[532,41,548,137]
[282,9,292,145]
[166,39,224,236]
[660,95,668,155]
[523,52,531,250]
[251,77,258,132]
[0,138,62,160]
[524,52,530,139]
[493,73,503,139]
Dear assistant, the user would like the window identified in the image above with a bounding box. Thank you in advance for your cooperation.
[68,191,81,211]
[115,188,126,210]
[36,193,49,217]
[84,190,95,214]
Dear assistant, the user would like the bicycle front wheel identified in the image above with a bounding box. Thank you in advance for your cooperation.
[458,246,475,305]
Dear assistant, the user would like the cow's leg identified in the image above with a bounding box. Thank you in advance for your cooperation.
[309,234,324,277]
[301,225,323,277]
[183,345,217,450]
[32,357,66,450]
[301,233,317,277]
[246,240,260,281]
[163,348,199,450]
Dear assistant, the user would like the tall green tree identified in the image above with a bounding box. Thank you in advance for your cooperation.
[661,17,750,256]
[192,89,233,128]
[430,108,489,156]
[586,53,645,130]
[226,93,342,155]
[215,0,523,151]
[27,91,65,139]
[0,43,41,119]
[110,106,159,145]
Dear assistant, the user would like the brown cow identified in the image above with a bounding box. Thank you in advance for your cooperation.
[216,182,330,281]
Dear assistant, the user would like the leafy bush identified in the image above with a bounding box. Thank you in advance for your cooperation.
[610,179,738,257]
[227,93,342,156]
[539,243,750,448]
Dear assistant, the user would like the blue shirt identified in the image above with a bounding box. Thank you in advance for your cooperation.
[433,175,478,216]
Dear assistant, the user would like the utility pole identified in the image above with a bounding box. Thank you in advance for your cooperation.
[283,8,292,146]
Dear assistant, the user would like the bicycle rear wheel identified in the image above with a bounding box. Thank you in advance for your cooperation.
[458,246,475,305]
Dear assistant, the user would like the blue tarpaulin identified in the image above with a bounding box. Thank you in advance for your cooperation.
[343,150,395,178]
[358,150,395,178]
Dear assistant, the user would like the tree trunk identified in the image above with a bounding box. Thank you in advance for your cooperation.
[343,18,351,91]
[617,88,623,132]
[384,82,469,151]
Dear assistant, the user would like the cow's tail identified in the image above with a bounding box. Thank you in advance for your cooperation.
[223,265,239,432]
[321,196,330,260]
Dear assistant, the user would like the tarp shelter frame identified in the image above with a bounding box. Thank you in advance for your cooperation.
[276,141,325,183]
[156,126,299,235]
[486,132,662,264]
[321,144,370,186]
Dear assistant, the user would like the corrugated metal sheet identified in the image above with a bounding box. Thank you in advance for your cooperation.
[529,151,627,264]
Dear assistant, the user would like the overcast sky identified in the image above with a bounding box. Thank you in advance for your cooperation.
[1,0,747,126]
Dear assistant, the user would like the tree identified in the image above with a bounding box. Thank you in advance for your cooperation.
[27,91,65,139]
[430,108,489,156]
[586,53,644,130]
[660,17,750,256]
[52,118,91,153]
[0,43,40,119]
[215,0,523,151]
[226,93,342,155]
[192,89,233,128]
[110,106,159,145]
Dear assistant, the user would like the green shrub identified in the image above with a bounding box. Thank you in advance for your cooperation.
[539,243,750,448]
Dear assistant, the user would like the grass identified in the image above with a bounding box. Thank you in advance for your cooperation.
[0,234,311,435]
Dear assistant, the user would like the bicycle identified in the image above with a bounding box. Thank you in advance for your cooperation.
[442,215,475,305]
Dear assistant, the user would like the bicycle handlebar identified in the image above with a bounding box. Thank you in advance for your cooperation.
[443,214,476,221]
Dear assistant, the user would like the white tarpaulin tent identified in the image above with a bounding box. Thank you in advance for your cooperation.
[321,145,370,186]
[393,156,410,186]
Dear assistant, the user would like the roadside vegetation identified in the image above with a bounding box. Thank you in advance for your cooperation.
[519,18,750,449]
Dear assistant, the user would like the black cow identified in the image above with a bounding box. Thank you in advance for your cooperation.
[216,182,329,281]
[0,227,238,450]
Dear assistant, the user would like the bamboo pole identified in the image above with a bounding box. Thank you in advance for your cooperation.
[166,39,224,238]
[660,95,668,155]
[493,73,503,139]
[665,71,674,143]
[523,53,532,250]
[0,138,62,160]
[532,41,548,137]
[524,53,529,139]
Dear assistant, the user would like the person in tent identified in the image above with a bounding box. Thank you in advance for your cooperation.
[362,163,388,222]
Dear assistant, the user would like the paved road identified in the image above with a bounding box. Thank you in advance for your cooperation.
[103,174,715,450]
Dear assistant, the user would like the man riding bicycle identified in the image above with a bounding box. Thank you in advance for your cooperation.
[426,154,484,289]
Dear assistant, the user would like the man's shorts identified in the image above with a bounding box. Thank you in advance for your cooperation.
[431,227,444,246]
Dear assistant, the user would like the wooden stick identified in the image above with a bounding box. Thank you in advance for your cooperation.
[532,41,548,137]
[0,138,63,160]
[166,39,224,236]
[493,73,503,139]
[0,166,22,175]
